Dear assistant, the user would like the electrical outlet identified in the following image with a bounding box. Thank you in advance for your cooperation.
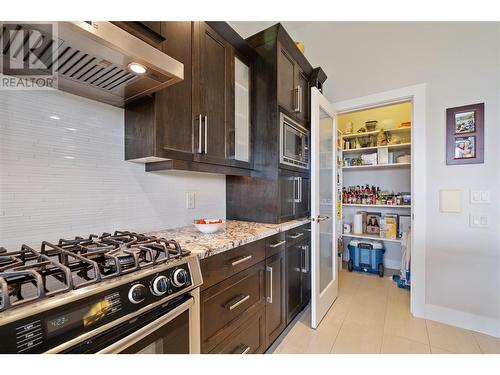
[186,192,195,209]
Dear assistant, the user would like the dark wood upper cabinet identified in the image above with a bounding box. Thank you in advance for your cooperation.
[111,21,166,50]
[277,46,296,115]
[124,22,255,175]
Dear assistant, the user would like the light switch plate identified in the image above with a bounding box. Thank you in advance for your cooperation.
[470,189,491,204]
[469,213,489,228]
[440,189,462,213]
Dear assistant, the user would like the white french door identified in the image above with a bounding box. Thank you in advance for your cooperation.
[310,87,338,329]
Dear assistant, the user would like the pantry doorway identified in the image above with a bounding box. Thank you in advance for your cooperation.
[332,84,426,318]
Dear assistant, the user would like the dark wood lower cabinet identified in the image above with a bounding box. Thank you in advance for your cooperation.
[200,226,311,353]
[265,249,286,347]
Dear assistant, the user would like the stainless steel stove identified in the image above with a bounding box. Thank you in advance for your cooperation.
[0,231,203,354]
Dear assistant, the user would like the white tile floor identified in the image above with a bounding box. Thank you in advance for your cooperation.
[272,269,500,354]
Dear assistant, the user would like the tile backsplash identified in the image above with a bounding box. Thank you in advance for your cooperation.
[0,89,226,248]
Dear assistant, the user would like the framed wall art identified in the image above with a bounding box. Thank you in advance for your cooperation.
[446,103,484,165]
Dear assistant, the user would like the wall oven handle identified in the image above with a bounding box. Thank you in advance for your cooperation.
[266,266,273,303]
[96,297,194,354]
[225,294,250,311]
[231,255,252,267]
[204,115,208,154]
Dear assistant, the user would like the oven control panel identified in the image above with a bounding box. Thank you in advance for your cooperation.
[0,262,194,353]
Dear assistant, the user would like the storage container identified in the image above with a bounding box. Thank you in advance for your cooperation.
[347,240,385,277]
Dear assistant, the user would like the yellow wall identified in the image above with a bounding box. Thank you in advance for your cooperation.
[338,101,412,133]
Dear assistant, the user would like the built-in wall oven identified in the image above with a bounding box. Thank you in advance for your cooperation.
[280,112,309,169]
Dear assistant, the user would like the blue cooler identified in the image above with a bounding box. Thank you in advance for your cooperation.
[347,240,385,277]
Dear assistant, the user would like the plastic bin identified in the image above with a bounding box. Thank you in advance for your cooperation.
[347,240,385,277]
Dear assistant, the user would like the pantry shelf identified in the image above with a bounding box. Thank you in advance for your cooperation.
[342,127,411,139]
[343,162,411,170]
[342,143,411,154]
[342,203,411,209]
[341,233,402,243]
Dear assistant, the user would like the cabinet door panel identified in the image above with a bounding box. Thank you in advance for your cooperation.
[279,171,295,222]
[296,69,309,125]
[277,46,295,115]
[156,22,194,157]
[265,251,286,347]
[286,242,303,324]
[195,22,230,163]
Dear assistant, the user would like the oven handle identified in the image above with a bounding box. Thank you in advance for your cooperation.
[97,297,194,354]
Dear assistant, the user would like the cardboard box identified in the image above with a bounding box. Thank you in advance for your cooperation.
[377,147,389,165]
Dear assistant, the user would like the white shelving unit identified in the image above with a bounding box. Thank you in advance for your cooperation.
[343,162,410,171]
[342,203,411,209]
[342,142,411,154]
[342,127,411,139]
[341,233,402,243]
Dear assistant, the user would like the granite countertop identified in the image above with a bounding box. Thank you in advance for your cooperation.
[147,218,310,259]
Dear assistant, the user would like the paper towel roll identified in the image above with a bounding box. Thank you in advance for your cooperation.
[353,213,364,234]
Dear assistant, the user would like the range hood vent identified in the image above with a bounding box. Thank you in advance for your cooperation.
[1,21,183,107]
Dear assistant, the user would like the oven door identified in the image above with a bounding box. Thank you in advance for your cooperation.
[60,292,200,354]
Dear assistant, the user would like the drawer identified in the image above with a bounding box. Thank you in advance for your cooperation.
[209,307,265,354]
[200,239,265,290]
[265,232,286,258]
[286,223,311,246]
[201,261,265,352]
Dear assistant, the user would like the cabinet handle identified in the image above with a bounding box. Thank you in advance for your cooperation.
[298,85,302,113]
[293,86,300,113]
[234,345,251,354]
[288,232,304,239]
[298,177,302,203]
[266,266,273,303]
[293,177,300,203]
[204,115,208,154]
[231,255,252,267]
[269,240,286,248]
[197,114,203,153]
[301,245,309,273]
[226,294,250,311]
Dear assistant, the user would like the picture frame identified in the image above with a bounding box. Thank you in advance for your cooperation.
[365,212,381,235]
[446,103,484,165]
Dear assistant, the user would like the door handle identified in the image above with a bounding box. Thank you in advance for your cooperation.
[231,255,252,267]
[288,232,304,239]
[226,294,250,311]
[266,266,273,303]
[316,215,330,222]
[197,114,203,154]
[204,115,208,154]
[269,240,286,248]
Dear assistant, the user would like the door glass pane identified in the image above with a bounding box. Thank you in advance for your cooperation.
[234,57,250,162]
[319,109,334,293]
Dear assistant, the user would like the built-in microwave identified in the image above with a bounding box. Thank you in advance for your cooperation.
[280,112,309,169]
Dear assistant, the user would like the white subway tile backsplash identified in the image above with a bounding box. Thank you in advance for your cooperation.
[0,89,226,249]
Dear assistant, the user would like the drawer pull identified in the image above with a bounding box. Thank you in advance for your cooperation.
[233,345,251,354]
[288,232,304,239]
[231,255,253,267]
[266,266,273,303]
[269,240,286,248]
[226,294,250,311]
[241,346,251,354]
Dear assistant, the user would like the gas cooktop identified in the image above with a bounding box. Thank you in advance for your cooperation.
[0,231,191,312]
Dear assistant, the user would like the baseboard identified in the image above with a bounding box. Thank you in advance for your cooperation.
[424,303,500,338]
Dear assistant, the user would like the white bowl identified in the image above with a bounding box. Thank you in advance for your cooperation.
[193,219,225,234]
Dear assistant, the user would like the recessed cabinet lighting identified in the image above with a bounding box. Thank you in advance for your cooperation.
[64,156,75,159]
[49,115,60,120]
[128,62,147,74]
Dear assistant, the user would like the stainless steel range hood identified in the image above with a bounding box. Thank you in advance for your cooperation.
[1,21,183,107]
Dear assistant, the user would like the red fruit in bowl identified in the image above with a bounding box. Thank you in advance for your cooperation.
[196,219,206,224]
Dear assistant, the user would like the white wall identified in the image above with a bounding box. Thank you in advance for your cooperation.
[231,21,500,336]
[0,89,226,249]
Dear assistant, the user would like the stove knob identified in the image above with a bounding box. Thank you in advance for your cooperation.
[171,269,188,288]
[151,275,170,296]
[128,284,147,304]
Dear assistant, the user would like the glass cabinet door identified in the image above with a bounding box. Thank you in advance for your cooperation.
[234,56,250,163]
